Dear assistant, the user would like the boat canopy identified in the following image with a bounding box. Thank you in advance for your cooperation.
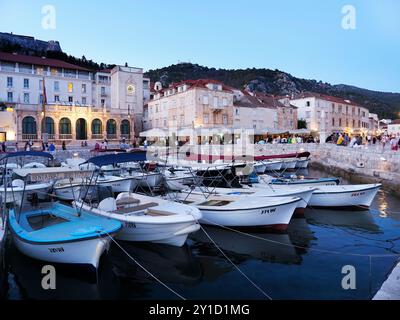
[0,151,54,162]
[86,151,147,167]
[13,167,93,182]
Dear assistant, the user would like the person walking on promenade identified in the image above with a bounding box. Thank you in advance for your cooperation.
[62,141,66,150]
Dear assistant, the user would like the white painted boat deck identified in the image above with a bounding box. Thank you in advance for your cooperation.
[373,261,400,300]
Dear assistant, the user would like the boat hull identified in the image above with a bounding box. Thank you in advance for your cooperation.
[117,221,200,247]
[270,177,340,187]
[132,173,163,189]
[98,177,133,193]
[12,232,110,269]
[0,184,52,203]
[54,185,81,201]
[309,184,381,209]
[281,159,297,170]
[199,199,299,230]
[263,161,283,172]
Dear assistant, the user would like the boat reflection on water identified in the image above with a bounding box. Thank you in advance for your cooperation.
[191,219,313,268]
[108,242,203,286]
[7,244,120,300]
[305,209,382,234]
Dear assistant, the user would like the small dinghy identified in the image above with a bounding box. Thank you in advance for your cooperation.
[74,191,201,247]
[53,178,84,201]
[175,193,301,230]
[263,160,283,172]
[128,171,163,189]
[8,202,121,269]
[280,158,298,170]
[309,184,382,209]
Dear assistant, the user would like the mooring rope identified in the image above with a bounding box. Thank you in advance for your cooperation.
[105,232,187,300]
[198,223,273,300]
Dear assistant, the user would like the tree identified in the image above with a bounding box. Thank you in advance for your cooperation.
[297,119,307,129]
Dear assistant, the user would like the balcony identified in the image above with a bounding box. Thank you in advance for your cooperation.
[22,134,38,141]
[107,134,118,140]
[91,134,104,140]
[59,134,72,140]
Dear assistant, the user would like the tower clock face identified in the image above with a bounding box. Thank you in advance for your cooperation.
[127,84,136,95]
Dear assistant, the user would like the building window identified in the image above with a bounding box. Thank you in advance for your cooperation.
[68,96,73,103]
[39,80,43,90]
[7,92,13,102]
[101,87,106,95]
[67,82,73,93]
[91,119,103,134]
[23,93,29,103]
[202,95,209,105]
[39,94,44,104]
[213,97,218,108]
[223,115,228,125]
[82,84,86,94]
[82,97,87,105]
[222,98,228,107]
[59,118,71,135]
[306,101,310,107]
[339,118,342,126]
[235,108,239,116]
[54,81,60,91]
[203,114,209,124]
[7,77,13,87]
[332,118,335,126]
[101,99,105,107]
[23,78,29,89]
[54,95,60,102]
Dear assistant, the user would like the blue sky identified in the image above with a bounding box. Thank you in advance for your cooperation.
[0,0,399,92]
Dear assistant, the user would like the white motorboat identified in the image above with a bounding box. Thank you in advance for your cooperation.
[188,184,316,216]
[53,178,83,201]
[175,193,300,230]
[0,179,53,203]
[129,171,164,189]
[253,162,267,174]
[263,160,283,171]
[294,158,309,169]
[309,183,382,209]
[280,159,298,170]
[262,175,340,187]
[96,174,134,193]
[75,192,201,247]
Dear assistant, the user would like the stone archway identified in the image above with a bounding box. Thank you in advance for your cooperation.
[76,118,87,140]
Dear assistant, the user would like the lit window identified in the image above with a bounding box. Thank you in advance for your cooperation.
[68,83,73,93]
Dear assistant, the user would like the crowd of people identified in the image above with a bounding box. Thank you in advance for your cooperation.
[256,135,318,144]
[326,132,400,151]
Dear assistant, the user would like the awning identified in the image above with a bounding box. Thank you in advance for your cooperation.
[139,128,168,137]
[87,150,147,167]
[13,167,93,182]
[0,151,54,162]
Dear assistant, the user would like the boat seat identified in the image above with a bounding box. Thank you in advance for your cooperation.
[114,202,159,214]
[116,197,141,206]
[146,208,175,216]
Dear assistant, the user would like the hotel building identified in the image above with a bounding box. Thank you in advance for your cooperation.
[0,51,150,143]
[289,93,371,135]
[143,79,298,143]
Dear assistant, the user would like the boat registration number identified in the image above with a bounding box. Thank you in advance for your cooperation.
[125,222,137,228]
[48,247,65,253]
[261,208,276,215]
[351,192,365,197]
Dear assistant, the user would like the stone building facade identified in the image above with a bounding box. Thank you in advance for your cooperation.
[0,51,150,144]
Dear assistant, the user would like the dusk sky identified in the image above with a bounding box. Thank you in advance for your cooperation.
[0,0,399,92]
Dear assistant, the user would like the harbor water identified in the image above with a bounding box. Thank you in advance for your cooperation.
[1,168,400,300]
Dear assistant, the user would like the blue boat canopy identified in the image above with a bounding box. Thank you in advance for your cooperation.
[0,151,54,162]
[86,151,147,167]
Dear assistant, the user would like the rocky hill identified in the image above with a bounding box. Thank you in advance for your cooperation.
[145,63,400,119]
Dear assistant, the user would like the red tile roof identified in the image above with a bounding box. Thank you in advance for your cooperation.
[294,92,361,107]
[0,51,91,71]
[390,119,400,125]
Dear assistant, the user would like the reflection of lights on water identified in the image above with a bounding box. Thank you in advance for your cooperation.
[379,192,388,218]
